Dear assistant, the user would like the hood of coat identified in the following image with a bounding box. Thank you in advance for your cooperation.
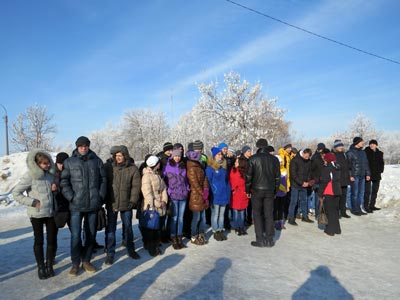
[112,146,132,168]
[207,157,227,171]
[26,149,55,179]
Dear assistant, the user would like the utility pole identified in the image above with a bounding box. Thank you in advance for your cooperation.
[0,104,9,156]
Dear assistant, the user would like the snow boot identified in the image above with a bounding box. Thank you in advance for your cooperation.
[46,259,55,277]
[177,235,186,248]
[213,232,222,241]
[38,264,48,280]
[171,236,180,250]
[198,233,207,245]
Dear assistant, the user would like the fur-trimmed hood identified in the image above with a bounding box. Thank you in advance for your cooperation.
[26,149,55,179]
[207,157,227,171]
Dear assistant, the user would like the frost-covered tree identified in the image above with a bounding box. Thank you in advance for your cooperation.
[331,113,382,148]
[89,123,123,161]
[11,104,57,151]
[173,71,290,151]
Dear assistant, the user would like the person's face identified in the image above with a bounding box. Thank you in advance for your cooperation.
[285,147,292,154]
[215,152,223,160]
[302,153,311,160]
[115,152,125,164]
[56,163,63,171]
[154,162,160,170]
[165,149,172,157]
[356,141,365,148]
[38,159,51,171]
[77,145,89,155]
[370,144,377,151]
[244,149,252,159]
[336,146,344,153]
[221,147,228,156]
[173,155,181,163]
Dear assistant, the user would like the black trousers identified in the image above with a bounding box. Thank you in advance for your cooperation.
[182,198,193,237]
[323,196,341,235]
[246,198,253,224]
[140,226,160,255]
[251,189,275,243]
[30,217,57,266]
[364,180,380,209]
[273,196,285,221]
[339,186,348,216]
[283,191,291,219]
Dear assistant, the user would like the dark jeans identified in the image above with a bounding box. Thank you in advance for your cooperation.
[171,200,186,237]
[364,180,380,209]
[289,187,307,219]
[323,195,341,235]
[251,189,275,243]
[30,217,57,266]
[273,196,285,221]
[70,211,97,265]
[191,210,207,236]
[105,209,134,257]
[339,186,348,216]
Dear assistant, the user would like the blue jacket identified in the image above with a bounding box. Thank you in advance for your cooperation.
[206,158,231,205]
[61,149,107,212]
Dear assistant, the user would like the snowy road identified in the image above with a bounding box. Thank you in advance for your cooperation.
[0,208,399,300]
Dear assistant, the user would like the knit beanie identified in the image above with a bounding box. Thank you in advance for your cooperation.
[333,139,344,148]
[218,142,228,150]
[193,140,204,151]
[317,143,326,151]
[256,138,268,149]
[75,136,91,147]
[211,147,221,158]
[56,152,69,164]
[186,151,201,161]
[146,156,159,168]
[242,145,251,154]
[163,142,173,152]
[369,139,378,146]
[353,137,363,145]
[266,145,275,153]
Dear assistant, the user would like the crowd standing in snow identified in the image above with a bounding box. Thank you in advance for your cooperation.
[12,135,384,280]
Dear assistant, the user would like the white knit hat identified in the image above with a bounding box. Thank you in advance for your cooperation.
[146,155,159,168]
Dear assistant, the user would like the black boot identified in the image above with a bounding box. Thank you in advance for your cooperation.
[302,216,314,223]
[288,218,298,226]
[46,260,55,277]
[38,265,48,280]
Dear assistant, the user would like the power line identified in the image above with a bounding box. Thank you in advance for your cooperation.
[225,0,400,65]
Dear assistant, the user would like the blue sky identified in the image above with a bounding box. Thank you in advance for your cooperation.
[0,0,399,155]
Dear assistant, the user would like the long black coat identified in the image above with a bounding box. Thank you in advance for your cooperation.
[333,151,351,187]
[318,163,342,198]
[311,152,324,183]
[61,149,107,212]
[364,147,384,181]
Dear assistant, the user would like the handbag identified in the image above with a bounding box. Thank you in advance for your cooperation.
[97,207,107,231]
[139,202,161,230]
[318,200,328,225]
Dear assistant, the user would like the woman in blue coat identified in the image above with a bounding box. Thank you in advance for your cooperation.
[206,147,231,241]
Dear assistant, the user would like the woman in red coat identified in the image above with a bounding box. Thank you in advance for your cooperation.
[229,157,249,235]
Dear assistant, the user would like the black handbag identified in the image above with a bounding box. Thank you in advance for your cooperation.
[318,201,328,225]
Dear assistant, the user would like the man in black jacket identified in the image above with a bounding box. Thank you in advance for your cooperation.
[332,139,351,218]
[364,140,384,212]
[246,139,280,248]
[61,136,107,277]
[288,148,314,225]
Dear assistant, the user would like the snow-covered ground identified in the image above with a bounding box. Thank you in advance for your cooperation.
[0,153,399,299]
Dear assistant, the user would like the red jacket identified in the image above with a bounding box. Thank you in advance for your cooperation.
[229,169,249,210]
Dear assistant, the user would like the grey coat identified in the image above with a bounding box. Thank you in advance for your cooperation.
[13,149,56,218]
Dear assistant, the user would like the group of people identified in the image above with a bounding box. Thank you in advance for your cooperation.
[13,134,384,280]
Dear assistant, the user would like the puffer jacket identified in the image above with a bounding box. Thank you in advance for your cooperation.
[289,153,311,189]
[141,167,168,216]
[187,159,209,212]
[61,149,107,212]
[206,158,231,206]
[364,146,384,181]
[229,168,248,210]
[13,149,56,218]
[104,151,141,212]
[245,148,280,194]
[278,148,294,188]
[318,163,342,198]
[164,159,190,201]
[346,145,371,178]
[311,152,324,183]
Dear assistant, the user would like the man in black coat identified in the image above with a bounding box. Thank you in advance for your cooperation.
[289,148,314,225]
[246,139,280,248]
[332,139,351,218]
[364,140,384,212]
[61,136,107,277]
